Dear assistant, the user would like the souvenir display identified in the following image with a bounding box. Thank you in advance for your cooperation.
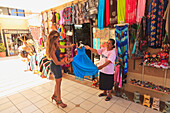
[143,94,151,107]
[152,97,160,111]
[133,92,140,103]
[163,101,170,113]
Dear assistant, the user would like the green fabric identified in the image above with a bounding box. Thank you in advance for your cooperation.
[117,0,125,24]
[59,41,66,53]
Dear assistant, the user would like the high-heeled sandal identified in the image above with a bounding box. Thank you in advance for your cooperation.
[51,95,57,102]
[56,100,67,108]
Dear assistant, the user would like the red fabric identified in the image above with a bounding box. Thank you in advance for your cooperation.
[125,0,137,25]
[105,0,110,26]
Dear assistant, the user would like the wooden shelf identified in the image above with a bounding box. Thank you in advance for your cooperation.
[128,83,170,95]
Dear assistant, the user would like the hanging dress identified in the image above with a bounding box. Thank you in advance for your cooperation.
[98,0,105,30]
[125,0,137,24]
[117,0,125,23]
[72,46,99,80]
[105,0,110,27]
[136,0,146,23]
[109,0,117,26]
[115,25,128,80]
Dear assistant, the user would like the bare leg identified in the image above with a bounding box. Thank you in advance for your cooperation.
[103,90,107,94]
[108,90,112,98]
[55,78,67,108]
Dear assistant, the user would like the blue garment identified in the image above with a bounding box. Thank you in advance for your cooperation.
[98,0,105,30]
[115,25,128,75]
[50,49,62,79]
[72,46,99,80]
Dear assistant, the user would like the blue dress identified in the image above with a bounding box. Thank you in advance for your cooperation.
[72,46,99,80]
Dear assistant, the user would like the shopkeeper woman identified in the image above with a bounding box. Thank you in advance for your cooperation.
[46,30,75,108]
[85,39,116,101]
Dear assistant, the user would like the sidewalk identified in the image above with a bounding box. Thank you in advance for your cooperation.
[0,57,161,113]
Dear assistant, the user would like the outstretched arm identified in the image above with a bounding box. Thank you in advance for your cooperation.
[85,45,98,54]
[58,44,75,48]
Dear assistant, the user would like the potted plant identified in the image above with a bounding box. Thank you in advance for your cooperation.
[0,43,7,57]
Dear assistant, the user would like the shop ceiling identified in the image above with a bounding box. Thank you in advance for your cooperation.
[0,0,75,13]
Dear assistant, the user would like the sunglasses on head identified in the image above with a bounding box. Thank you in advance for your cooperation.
[53,36,59,39]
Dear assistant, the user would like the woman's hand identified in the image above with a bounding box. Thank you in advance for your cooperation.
[64,58,73,64]
[71,44,75,47]
[85,45,90,50]
[97,66,103,70]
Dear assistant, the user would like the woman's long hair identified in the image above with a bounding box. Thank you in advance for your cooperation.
[46,30,60,59]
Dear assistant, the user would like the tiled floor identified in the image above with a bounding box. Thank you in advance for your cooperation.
[0,57,162,113]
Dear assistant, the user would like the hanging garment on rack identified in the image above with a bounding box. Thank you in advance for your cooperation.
[163,2,170,43]
[125,0,137,25]
[87,0,98,19]
[105,0,110,27]
[72,46,99,80]
[76,3,80,24]
[72,5,77,24]
[117,0,125,24]
[82,2,90,23]
[78,3,84,24]
[136,0,146,23]
[115,25,128,76]
[60,10,64,25]
[63,7,72,25]
[52,12,56,24]
[55,13,60,24]
[147,0,168,48]
[98,0,105,30]
[109,0,117,26]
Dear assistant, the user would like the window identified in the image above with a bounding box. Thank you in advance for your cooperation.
[17,9,25,17]
[0,7,9,15]
[9,8,17,16]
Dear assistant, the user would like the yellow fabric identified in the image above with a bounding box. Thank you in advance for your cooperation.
[117,0,125,24]
[59,41,66,53]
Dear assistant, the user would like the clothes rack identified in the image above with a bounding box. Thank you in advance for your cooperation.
[114,23,129,27]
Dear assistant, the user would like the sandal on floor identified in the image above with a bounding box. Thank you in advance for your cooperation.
[98,93,107,97]
[105,96,112,101]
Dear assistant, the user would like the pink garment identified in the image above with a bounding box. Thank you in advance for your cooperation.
[114,65,120,83]
[136,0,146,23]
[97,48,116,74]
[125,0,137,24]
[60,10,64,25]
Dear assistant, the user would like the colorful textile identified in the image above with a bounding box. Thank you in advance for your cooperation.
[115,25,128,75]
[97,47,116,74]
[93,38,100,49]
[52,12,56,24]
[72,46,99,80]
[105,0,110,26]
[63,7,72,25]
[98,0,105,30]
[72,5,76,24]
[82,2,90,23]
[136,0,146,23]
[117,0,125,24]
[125,0,137,24]
[87,0,98,19]
[55,13,60,24]
[109,0,117,26]
[59,10,64,25]
[147,0,168,48]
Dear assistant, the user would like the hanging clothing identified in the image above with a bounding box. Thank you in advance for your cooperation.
[72,5,77,24]
[136,0,146,23]
[98,0,105,30]
[63,7,72,25]
[105,0,110,27]
[72,46,99,80]
[60,10,64,25]
[82,2,90,23]
[78,3,84,24]
[147,0,168,48]
[163,2,170,43]
[125,0,137,24]
[117,0,125,24]
[115,25,128,76]
[52,12,56,24]
[55,13,60,24]
[109,0,117,26]
[87,0,98,19]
